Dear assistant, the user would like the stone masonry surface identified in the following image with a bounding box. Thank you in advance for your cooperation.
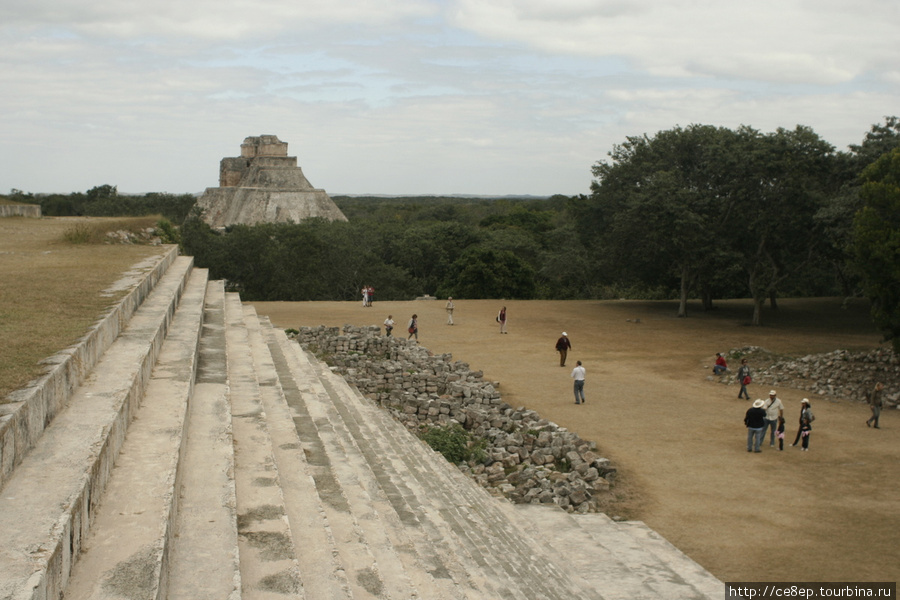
[292,325,617,514]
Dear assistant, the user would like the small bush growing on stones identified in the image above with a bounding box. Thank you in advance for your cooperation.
[155,218,179,244]
[422,424,472,464]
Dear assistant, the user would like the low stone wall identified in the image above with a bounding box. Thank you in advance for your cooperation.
[0,205,42,218]
[715,346,900,407]
[292,325,616,514]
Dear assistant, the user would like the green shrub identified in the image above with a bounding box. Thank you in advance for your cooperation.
[156,218,180,244]
[422,424,473,464]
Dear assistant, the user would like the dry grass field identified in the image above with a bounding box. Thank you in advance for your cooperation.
[0,216,167,400]
[2,216,897,585]
[251,297,900,585]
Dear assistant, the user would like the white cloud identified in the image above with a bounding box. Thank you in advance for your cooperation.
[448,0,900,85]
[0,0,897,196]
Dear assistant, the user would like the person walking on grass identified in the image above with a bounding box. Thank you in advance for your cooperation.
[407,314,418,341]
[745,399,767,453]
[556,332,571,367]
[446,297,455,325]
[737,358,752,400]
[571,360,586,404]
[866,382,884,429]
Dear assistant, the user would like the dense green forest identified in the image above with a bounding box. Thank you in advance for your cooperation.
[7,117,900,341]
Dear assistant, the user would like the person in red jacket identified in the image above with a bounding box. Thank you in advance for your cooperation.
[713,352,728,375]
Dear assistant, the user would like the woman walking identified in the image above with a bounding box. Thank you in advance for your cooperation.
[407,314,418,341]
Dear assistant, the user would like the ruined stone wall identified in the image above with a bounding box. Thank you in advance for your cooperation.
[0,205,42,218]
[292,325,617,514]
[241,135,288,157]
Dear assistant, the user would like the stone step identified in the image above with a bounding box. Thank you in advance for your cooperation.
[60,268,209,600]
[223,294,303,599]
[286,350,500,600]
[506,504,719,600]
[0,255,195,600]
[259,316,423,600]
[0,246,180,490]
[241,308,353,600]
[615,521,724,600]
[321,370,597,600]
[167,280,242,600]
[277,335,602,600]
[266,319,485,600]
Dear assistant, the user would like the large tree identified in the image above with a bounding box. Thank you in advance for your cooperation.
[853,147,900,350]
[732,125,841,325]
[588,125,742,317]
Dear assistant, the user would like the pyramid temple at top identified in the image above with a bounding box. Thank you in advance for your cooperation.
[196,135,347,228]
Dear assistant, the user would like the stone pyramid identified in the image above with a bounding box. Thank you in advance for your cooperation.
[196,134,347,228]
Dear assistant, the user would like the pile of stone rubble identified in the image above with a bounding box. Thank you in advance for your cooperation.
[105,228,163,245]
[715,345,899,408]
[291,325,616,514]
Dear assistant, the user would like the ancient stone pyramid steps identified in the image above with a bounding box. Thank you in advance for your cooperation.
[0,251,724,600]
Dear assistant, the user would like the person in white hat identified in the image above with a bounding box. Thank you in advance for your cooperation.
[555,332,572,367]
[790,398,815,450]
[745,399,768,452]
[762,390,784,447]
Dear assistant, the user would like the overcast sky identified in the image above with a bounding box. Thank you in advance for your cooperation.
[1,0,898,197]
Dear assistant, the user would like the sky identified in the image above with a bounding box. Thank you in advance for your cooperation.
[1,0,898,197]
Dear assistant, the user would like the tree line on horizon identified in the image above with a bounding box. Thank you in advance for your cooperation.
[7,117,900,343]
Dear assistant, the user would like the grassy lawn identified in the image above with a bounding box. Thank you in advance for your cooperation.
[0,216,169,401]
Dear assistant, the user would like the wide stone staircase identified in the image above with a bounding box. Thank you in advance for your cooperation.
[0,249,725,600]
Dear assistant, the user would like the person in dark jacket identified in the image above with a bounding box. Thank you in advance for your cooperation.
[866,382,884,429]
[745,399,767,453]
[555,332,571,367]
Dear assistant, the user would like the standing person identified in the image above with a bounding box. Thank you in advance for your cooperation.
[713,353,728,375]
[776,416,786,451]
[446,297,455,325]
[367,286,375,307]
[736,359,752,400]
[866,382,884,428]
[361,286,369,307]
[407,314,418,341]
[571,360,586,404]
[790,398,815,447]
[799,415,813,451]
[745,399,767,453]
[383,315,394,337]
[555,332,572,367]
[762,390,784,447]
[498,306,507,334]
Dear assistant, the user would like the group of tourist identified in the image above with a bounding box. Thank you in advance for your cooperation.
[361,286,375,307]
[737,354,887,453]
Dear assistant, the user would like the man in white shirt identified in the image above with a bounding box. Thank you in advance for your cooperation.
[571,361,586,404]
[446,297,455,325]
[763,390,784,447]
